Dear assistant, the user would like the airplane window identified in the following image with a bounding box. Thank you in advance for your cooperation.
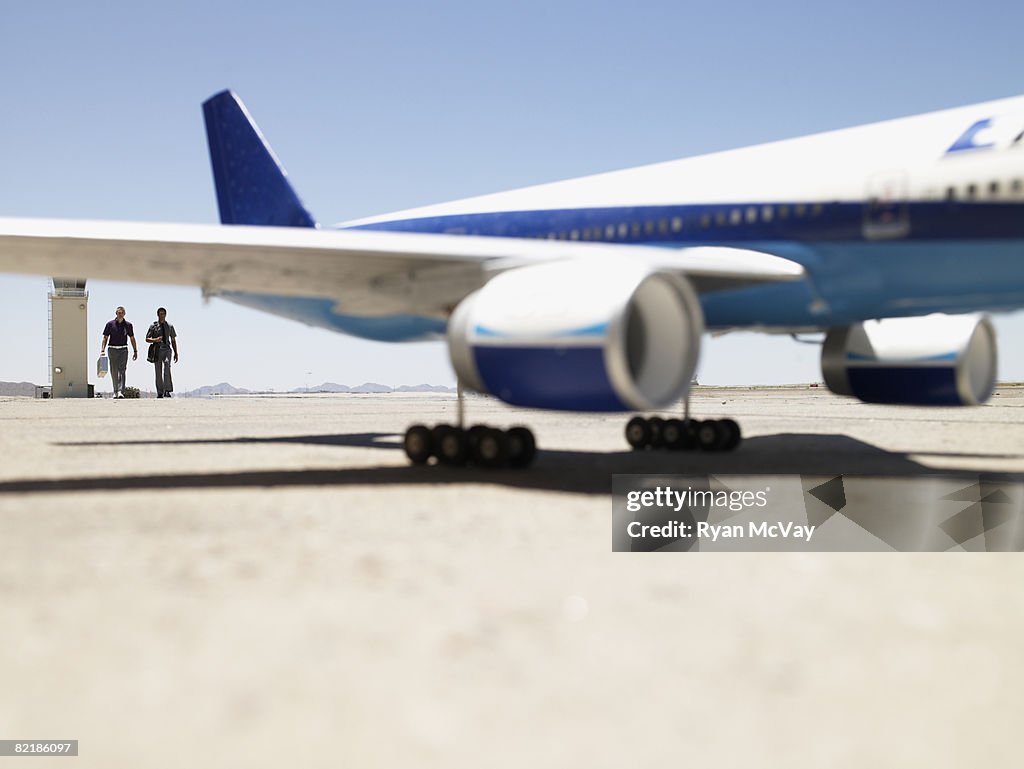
[761,205,774,222]
[1012,179,1023,195]
[644,221,655,235]
[570,230,580,240]
[715,211,727,226]
[582,228,592,240]
[631,222,641,237]
[700,214,710,228]
[671,216,683,232]
[746,206,758,223]
[729,209,742,225]
[945,186,956,201]
[989,181,1000,197]
[618,223,628,238]
[795,204,806,217]
[658,220,668,235]
[778,205,789,219]
[966,184,977,199]
[811,203,823,217]
[605,225,616,239]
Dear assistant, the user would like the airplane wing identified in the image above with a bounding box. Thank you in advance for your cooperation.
[0,217,804,317]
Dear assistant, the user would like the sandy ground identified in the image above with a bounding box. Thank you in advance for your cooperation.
[0,388,1022,768]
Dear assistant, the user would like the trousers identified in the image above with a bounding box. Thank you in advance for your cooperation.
[108,347,128,394]
[154,347,173,396]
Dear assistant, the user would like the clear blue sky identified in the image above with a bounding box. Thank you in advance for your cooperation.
[1,0,1021,391]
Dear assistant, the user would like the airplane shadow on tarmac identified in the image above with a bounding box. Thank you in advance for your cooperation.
[1,432,1017,496]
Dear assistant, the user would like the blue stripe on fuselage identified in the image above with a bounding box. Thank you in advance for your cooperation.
[349,201,1024,242]
[222,200,1024,341]
[347,200,1024,329]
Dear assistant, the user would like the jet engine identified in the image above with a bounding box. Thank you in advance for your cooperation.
[447,259,703,411]
[821,314,997,406]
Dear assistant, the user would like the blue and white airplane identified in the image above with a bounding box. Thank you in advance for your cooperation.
[1,91,1021,466]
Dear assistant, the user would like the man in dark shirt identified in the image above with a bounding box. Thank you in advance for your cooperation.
[100,306,138,399]
[146,307,179,398]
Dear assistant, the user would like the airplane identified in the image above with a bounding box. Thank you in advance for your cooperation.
[1,90,1021,468]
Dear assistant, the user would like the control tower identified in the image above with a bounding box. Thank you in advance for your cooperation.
[49,278,90,398]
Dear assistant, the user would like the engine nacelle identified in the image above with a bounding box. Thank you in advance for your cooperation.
[821,314,997,406]
[448,259,703,411]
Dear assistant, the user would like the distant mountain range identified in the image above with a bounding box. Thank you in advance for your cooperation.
[0,380,455,397]
[186,382,251,396]
[0,381,39,396]
[187,382,455,396]
[292,382,454,394]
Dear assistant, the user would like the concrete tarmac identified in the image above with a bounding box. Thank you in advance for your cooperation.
[1,387,1023,768]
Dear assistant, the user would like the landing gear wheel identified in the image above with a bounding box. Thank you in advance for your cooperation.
[473,428,509,468]
[696,419,727,451]
[506,426,537,468]
[466,424,489,452]
[718,418,742,451]
[431,424,451,446]
[625,416,650,450]
[662,418,684,449]
[647,417,666,448]
[435,425,468,466]
[679,418,699,451]
[403,424,433,465]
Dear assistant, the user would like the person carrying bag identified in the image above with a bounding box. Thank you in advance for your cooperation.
[145,307,179,398]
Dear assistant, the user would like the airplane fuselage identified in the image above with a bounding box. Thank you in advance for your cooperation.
[322,94,1024,338]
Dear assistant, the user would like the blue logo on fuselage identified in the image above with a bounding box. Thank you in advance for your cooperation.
[946,118,996,154]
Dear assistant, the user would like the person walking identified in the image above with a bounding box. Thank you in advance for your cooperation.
[146,307,178,398]
[100,306,138,399]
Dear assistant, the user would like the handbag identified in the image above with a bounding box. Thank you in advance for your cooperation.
[147,343,158,363]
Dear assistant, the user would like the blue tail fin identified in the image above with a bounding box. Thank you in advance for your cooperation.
[202,90,317,228]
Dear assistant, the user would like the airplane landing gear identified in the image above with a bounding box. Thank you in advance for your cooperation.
[626,388,742,453]
[402,381,538,468]
[403,423,537,468]
[626,415,741,452]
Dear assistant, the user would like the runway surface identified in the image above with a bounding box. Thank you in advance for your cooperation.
[1,387,1022,767]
